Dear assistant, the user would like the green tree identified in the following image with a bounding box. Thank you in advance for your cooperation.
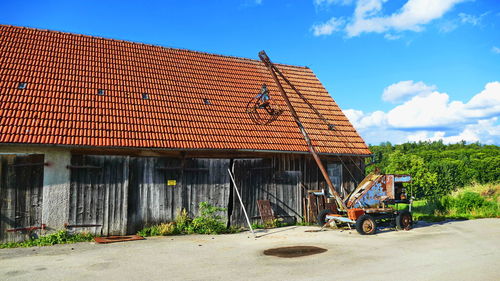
[385,151,438,198]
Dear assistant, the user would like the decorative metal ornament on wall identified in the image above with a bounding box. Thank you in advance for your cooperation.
[246,84,284,125]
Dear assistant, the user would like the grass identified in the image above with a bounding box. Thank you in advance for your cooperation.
[0,230,94,249]
[400,182,500,222]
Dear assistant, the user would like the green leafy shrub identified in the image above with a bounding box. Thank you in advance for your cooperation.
[137,225,159,237]
[187,202,227,234]
[454,192,486,213]
[0,230,93,249]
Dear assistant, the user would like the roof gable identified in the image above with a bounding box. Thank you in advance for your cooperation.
[0,25,370,155]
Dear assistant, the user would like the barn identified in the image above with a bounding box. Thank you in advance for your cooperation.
[0,25,371,242]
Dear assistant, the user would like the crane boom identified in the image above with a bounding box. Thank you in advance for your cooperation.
[258,50,347,212]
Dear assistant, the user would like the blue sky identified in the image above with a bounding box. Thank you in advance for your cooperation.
[1,0,499,145]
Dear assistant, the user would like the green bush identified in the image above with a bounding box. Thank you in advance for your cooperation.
[0,230,93,249]
[187,202,227,234]
[454,192,486,213]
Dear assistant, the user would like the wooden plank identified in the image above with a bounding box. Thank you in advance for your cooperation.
[102,156,111,236]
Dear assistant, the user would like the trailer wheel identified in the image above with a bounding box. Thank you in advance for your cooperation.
[396,210,413,230]
[355,214,377,235]
[317,209,335,226]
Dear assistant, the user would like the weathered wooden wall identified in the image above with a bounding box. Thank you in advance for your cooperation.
[0,152,365,241]
[231,158,302,226]
[127,157,230,234]
[68,155,129,236]
[0,154,44,243]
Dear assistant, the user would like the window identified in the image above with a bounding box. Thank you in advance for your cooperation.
[142,93,149,100]
[18,82,27,89]
[203,98,211,105]
[98,89,105,95]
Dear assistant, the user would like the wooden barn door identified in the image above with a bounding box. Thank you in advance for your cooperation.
[0,154,44,243]
[230,159,302,227]
[127,157,230,234]
[68,155,129,236]
[128,157,182,234]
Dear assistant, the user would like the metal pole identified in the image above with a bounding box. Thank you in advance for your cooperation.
[258,50,347,212]
[228,168,255,236]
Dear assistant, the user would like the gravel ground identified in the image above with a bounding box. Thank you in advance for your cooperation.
[1,218,499,281]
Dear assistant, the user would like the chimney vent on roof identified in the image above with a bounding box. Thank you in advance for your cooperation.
[18,82,27,89]
[98,89,105,96]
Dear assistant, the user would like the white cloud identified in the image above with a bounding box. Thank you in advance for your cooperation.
[440,12,489,33]
[312,17,346,36]
[492,46,500,54]
[407,118,500,144]
[386,91,463,129]
[344,81,500,145]
[382,80,436,103]
[311,0,466,38]
[344,109,387,130]
[458,13,480,25]
[346,0,466,37]
[384,33,401,40]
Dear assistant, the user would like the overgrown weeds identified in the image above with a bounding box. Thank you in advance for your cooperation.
[138,202,233,237]
[0,230,94,249]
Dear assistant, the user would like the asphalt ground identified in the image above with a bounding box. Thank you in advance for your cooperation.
[1,218,499,281]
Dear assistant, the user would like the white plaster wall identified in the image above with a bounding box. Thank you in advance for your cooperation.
[0,146,71,231]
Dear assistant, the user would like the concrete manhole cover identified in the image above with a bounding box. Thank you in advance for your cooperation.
[263,246,327,258]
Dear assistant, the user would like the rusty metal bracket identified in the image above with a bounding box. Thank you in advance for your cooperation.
[6,224,46,232]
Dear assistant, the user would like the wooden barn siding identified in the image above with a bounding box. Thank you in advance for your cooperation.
[340,158,365,194]
[230,158,302,226]
[0,154,44,243]
[68,155,129,236]
[127,157,230,234]
[65,154,365,234]
[228,155,365,227]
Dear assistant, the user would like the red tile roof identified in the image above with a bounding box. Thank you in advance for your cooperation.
[0,25,370,155]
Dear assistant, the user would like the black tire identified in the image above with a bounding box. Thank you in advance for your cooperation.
[355,214,377,235]
[396,210,413,230]
[317,209,335,226]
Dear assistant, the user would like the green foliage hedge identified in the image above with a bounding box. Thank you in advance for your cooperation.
[368,141,500,198]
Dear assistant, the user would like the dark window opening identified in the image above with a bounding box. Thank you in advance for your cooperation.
[98,89,105,95]
[18,82,27,89]
[142,93,149,100]
[203,98,211,105]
